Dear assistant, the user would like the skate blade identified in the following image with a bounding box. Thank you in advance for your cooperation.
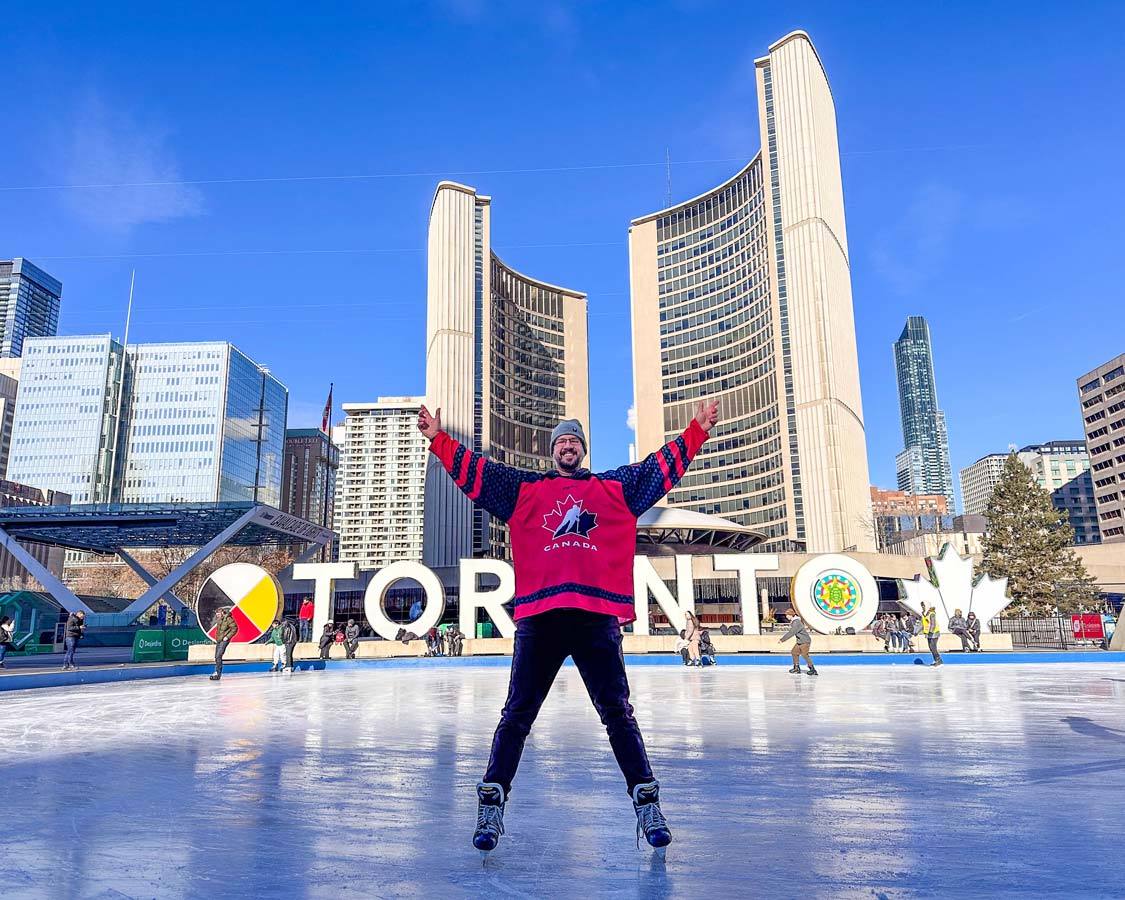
[480,850,491,866]
[653,846,667,862]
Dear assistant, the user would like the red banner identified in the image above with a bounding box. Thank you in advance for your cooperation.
[1071,613,1104,641]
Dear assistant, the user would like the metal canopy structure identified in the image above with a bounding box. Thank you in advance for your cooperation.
[635,506,765,555]
[0,502,333,617]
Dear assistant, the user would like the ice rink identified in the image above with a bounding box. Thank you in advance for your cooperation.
[6,661,1125,899]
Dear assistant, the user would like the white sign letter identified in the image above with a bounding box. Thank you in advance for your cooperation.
[459,559,516,639]
[292,562,356,640]
[364,561,446,641]
[633,555,694,635]
[712,553,779,636]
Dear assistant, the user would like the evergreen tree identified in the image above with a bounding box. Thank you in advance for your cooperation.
[981,453,1100,616]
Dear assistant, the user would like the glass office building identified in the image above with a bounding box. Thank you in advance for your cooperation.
[0,258,62,358]
[7,335,124,503]
[893,316,954,507]
[629,31,873,553]
[9,337,287,506]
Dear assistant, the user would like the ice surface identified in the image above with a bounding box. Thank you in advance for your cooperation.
[5,663,1125,898]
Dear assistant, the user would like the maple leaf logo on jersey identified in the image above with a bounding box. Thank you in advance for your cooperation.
[542,495,599,539]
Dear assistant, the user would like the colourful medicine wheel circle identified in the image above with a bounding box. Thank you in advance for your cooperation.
[197,563,282,643]
[811,571,860,619]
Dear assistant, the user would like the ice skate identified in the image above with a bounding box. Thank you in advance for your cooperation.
[473,782,506,862]
[632,781,671,859]
[788,665,801,674]
[806,666,818,676]
[209,674,220,681]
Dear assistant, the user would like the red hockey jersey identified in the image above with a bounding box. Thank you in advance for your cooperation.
[429,420,708,622]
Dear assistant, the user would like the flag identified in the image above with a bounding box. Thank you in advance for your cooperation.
[321,383,333,433]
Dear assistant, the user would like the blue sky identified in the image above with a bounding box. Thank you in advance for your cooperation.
[2,1,1123,503]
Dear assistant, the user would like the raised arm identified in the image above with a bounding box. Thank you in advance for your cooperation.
[598,399,719,517]
[420,404,538,522]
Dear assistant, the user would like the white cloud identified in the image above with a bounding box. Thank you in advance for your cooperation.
[626,403,637,431]
[54,93,204,232]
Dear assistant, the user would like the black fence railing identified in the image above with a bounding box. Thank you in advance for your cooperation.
[987,615,1104,650]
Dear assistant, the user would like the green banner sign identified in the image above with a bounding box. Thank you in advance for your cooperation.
[132,627,210,662]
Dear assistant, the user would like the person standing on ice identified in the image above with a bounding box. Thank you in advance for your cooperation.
[209,608,238,681]
[418,398,719,859]
[779,607,818,676]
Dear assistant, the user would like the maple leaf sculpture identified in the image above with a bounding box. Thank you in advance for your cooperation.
[898,543,1012,633]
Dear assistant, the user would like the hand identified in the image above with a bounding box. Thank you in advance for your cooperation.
[694,399,719,433]
[418,404,442,440]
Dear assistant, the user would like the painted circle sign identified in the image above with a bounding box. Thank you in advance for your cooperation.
[791,553,879,634]
[812,571,860,619]
[197,563,282,643]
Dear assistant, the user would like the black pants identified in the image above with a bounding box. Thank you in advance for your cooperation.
[345,640,358,659]
[214,639,231,676]
[483,608,654,797]
[319,642,331,660]
[927,635,943,663]
[284,642,296,668]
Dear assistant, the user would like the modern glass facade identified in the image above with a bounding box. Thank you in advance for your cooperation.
[424,182,589,567]
[649,162,787,543]
[7,335,124,503]
[893,316,954,507]
[219,348,287,507]
[0,259,62,358]
[9,337,286,506]
[487,256,571,556]
[629,31,873,554]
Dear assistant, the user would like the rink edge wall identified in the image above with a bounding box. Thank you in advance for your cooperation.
[4,652,1125,692]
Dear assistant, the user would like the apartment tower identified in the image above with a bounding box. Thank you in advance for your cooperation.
[629,31,872,552]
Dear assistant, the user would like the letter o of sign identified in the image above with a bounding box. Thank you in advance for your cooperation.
[363,561,446,641]
[791,553,879,635]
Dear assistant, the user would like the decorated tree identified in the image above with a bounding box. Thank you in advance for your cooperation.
[981,453,1100,615]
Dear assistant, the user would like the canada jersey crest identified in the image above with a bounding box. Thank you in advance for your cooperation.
[542,495,599,545]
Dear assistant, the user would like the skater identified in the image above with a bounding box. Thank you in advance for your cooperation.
[268,619,286,671]
[210,608,238,681]
[923,605,943,666]
[779,607,817,675]
[966,612,981,652]
[298,597,315,643]
[699,629,717,666]
[62,610,86,671]
[419,397,719,858]
[344,619,360,659]
[282,617,299,670]
[0,615,14,667]
[674,629,690,665]
[318,623,335,660]
[684,611,703,667]
[948,609,970,652]
[448,626,465,657]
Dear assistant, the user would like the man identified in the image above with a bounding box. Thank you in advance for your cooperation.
[298,597,315,643]
[419,398,719,858]
[318,622,335,660]
[268,619,286,672]
[62,610,86,671]
[282,616,300,671]
[923,605,943,666]
[966,611,981,652]
[209,608,238,681]
[948,609,970,652]
[778,607,817,676]
[344,618,360,659]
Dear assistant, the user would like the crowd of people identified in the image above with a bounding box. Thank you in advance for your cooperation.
[871,607,981,664]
